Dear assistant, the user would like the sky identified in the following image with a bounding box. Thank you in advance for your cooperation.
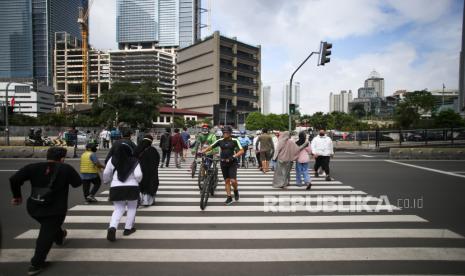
[89,0,464,115]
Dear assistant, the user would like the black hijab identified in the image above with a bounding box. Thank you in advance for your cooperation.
[134,135,160,195]
[111,142,138,182]
[296,131,307,146]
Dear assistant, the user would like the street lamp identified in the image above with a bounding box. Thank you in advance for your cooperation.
[224,99,229,126]
[4,82,12,146]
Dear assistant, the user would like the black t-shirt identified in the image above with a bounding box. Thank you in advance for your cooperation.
[211,138,243,160]
[10,162,82,217]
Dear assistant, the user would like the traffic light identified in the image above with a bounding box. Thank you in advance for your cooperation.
[289,104,296,115]
[319,41,332,66]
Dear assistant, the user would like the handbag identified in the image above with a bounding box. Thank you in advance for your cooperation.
[30,163,61,205]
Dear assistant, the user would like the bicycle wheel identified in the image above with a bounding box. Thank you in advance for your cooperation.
[200,173,212,210]
[198,165,206,190]
[190,160,197,178]
[210,167,218,196]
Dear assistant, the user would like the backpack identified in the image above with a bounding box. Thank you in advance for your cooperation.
[160,133,171,150]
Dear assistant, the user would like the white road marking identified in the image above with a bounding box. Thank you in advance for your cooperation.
[63,215,427,224]
[16,228,462,240]
[385,160,465,179]
[69,204,399,212]
[2,247,464,262]
[361,155,374,158]
[154,185,354,190]
[99,190,367,195]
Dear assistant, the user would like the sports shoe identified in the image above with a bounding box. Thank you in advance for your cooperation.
[325,175,331,181]
[306,182,312,190]
[86,195,98,203]
[123,228,136,236]
[225,196,233,205]
[28,262,50,276]
[234,190,240,201]
[55,229,67,246]
[107,227,116,242]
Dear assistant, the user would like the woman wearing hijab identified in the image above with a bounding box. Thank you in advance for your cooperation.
[134,135,160,207]
[295,131,312,189]
[272,131,301,188]
[103,142,142,241]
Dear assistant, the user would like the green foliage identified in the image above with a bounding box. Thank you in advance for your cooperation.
[96,80,163,127]
[433,109,465,128]
[186,119,197,128]
[404,90,436,114]
[350,103,366,119]
[9,114,39,126]
[394,102,420,128]
[245,112,294,131]
[174,116,185,128]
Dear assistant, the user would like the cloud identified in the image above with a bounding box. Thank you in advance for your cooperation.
[210,0,462,114]
[89,0,117,50]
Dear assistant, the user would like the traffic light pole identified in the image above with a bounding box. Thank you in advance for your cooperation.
[288,51,319,132]
[4,82,12,146]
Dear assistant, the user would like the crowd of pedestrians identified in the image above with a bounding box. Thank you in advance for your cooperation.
[9,125,333,275]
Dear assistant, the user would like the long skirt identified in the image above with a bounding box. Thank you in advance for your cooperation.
[272,160,292,188]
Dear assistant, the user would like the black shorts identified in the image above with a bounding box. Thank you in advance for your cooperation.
[220,162,238,180]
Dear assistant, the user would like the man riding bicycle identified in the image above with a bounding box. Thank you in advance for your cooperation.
[192,124,218,173]
[238,131,251,168]
[202,125,245,205]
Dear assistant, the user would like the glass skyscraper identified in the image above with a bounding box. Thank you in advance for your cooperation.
[117,0,200,48]
[0,0,84,85]
[0,0,33,80]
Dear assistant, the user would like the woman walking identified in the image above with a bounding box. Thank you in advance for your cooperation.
[295,131,312,189]
[272,131,300,188]
[134,135,160,206]
[103,142,142,241]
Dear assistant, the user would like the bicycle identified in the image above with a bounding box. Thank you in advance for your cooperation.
[244,147,256,169]
[200,156,220,210]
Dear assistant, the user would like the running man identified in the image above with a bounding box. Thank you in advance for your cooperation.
[202,125,245,205]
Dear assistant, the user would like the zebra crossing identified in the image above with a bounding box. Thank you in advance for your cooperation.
[2,157,465,274]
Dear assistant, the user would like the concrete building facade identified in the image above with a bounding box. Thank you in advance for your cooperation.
[177,31,261,127]
[0,82,54,117]
[262,85,271,115]
[282,82,300,114]
[109,48,176,106]
[329,90,353,113]
[54,32,110,109]
[364,70,385,97]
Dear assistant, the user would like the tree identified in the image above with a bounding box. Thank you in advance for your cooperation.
[245,112,265,130]
[394,102,420,128]
[97,80,163,127]
[404,90,436,115]
[186,119,197,128]
[174,116,185,128]
[434,109,465,128]
[350,103,366,119]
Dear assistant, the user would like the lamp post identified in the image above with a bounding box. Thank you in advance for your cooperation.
[224,99,229,126]
[4,82,12,146]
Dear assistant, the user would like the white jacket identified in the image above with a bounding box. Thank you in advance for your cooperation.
[103,157,143,187]
[311,135,334,156]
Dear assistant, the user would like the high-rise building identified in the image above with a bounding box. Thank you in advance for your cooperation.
[109,48,176,106]
[282,82,300,114]
[0,0,84,86]
[117,0,200,49]
[0,0,33,80]
[329,90,353,113]
[357,87,376,98]
[54,32,110,109]
[261,85,271,115]
[364,70,384,97]
[459,4,465,114]
[177,31,261,127]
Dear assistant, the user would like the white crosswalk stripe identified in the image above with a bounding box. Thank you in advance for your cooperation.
[5,156,465,273]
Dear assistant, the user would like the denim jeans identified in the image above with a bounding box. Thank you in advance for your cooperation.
[295,162,310,186]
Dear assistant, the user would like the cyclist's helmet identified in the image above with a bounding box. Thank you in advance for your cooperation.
[240,130,246,135]
[223,125,233,134]
[201,123,210,134]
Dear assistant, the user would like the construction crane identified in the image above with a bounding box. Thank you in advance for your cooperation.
[78,0,94,104]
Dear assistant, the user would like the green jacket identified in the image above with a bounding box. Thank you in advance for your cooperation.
[192,133,218,154]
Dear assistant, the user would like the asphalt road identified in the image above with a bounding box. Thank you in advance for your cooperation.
[0,151,464,275]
